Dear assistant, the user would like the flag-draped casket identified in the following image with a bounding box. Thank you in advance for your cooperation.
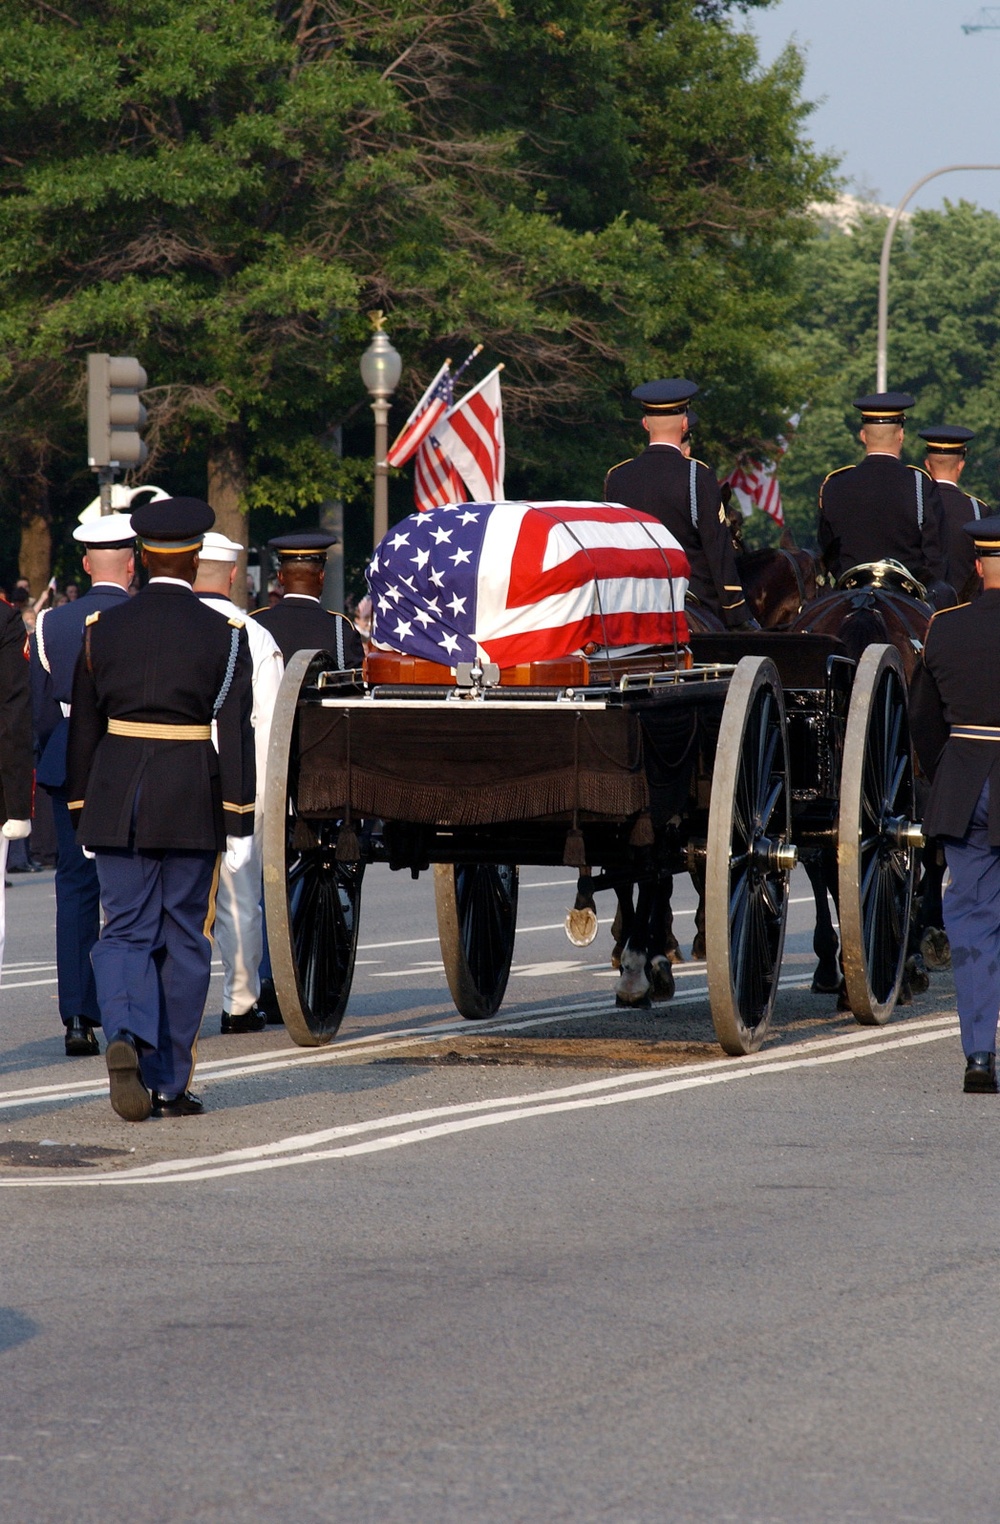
[367,501,690,666]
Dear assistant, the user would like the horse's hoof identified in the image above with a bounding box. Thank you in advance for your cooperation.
[691,934,706,961]
[897,980,913,1006]
[649,954,675,1002]
[666,947,685,964]
[565,906,598,947]
[616,993,652,1009]
[811,970,842,994]
[615,948,651,1008]
[836,980,851,1013]
[904,953,930,996]
[920,927,951,971]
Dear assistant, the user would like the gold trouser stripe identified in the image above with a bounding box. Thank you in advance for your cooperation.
[67,799,85,810]
[190,853,223,1090]
[108,719,211,741]
[951,726,1000,740]
[223,801,255,814]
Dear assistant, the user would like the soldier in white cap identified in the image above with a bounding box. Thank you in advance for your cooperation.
[193,531,284,1032]
[31,513,137,1056]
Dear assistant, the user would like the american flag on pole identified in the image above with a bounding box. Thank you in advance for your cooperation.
[726,458,784,526]
[433,365,505,502]
[386,360,453,469]
[413,434,464,512]
[367,501,689,667]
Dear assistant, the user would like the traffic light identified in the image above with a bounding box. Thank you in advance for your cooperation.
[87,353,148,469]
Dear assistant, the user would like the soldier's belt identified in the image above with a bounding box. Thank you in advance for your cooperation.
[950,725,1000,742]
[107,719,212,741]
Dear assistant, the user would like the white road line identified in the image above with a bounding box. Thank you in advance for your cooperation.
[0,1017,958,1188]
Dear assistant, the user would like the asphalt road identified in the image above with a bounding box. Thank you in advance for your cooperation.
[0,862,992,1523]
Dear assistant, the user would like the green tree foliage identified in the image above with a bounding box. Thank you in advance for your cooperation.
[779,201,1000,548]
[0,0,833,594]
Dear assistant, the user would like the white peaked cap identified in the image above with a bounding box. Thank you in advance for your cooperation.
[200,530,245,562]
[72,513,137,545]
[77,484,170,525]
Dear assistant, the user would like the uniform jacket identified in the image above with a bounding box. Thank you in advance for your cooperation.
[910,589,1000,843]
[0,601,34,823]
[934,481,988,601]
[818,455,947,586]
[31,583,130,791]
[196,590,283,809]
[65,581,255,851]
[250,595,365,667]
[604,444,749,624]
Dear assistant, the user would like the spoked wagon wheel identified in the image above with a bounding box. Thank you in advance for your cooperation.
[706,657,797,1056]
[434,863,519,1019]
[838,644,921,1024]
[263,649,365,1046]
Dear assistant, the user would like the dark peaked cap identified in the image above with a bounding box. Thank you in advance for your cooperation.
[268,531,339,560]
[632,379,699,415]
[966,513,1000,556]
[853,391,916,424]
[130,496,215,551]
[919,425,976,452]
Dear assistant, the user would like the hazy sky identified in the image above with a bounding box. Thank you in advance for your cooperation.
[745,0,1000,215]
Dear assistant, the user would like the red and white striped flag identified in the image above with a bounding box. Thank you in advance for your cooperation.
[413,434,464,512]
[435,365,505,501]
[386,360,453,469]
[726,458,784,526]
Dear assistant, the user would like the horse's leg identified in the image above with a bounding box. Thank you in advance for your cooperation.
[804,848,841,993]
[611,886,634,972]
[689,861,706,961]
[648,877,677,1001]
[615,880,653,1008]
[566,872,599,946]
[918,841,951,969]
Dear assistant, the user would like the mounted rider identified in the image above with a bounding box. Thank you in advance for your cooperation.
[817,392,948,590]
[604,380,755,629]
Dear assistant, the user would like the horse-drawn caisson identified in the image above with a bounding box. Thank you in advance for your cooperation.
[262,501,925,1059]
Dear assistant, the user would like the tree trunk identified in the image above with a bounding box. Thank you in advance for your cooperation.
[206,424,248,609]
[19,470,52,599]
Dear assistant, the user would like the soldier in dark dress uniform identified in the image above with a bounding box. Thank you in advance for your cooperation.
[251,532,364,667]
[910,515,1000,1093]
[250,531,363,1019]
[0,596,34,976]
[604,380,753,628]
[31,513,135,1056]
[818,392,947,587]
[919,425,989,602]
[66,499,256,1121]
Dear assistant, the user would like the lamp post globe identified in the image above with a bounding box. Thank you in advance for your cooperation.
[361,316,402,549]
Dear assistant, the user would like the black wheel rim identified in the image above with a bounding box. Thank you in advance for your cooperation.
[286,818,364,1037]
[455,863,518,1010]
[728,686,789,1033]
[858,668,912,1005]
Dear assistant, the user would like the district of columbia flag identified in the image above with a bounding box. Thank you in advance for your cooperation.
[386,360,453,469]
[435,366,505,502]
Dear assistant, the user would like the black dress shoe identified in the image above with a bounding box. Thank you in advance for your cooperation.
[105,1034,152,1122]
[220,1005,266,1034]
[258,977,283,1024]
[64,1018,100,1057]
[150,1090,204,1118]
[964,1052,998,1093]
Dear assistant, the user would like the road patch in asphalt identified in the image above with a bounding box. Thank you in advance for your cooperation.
[377,1036,721,1067]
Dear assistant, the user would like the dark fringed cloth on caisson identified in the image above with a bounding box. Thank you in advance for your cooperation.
[296,690,718,829]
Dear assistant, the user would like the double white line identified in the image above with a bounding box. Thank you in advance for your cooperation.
[0,1009,958,1189]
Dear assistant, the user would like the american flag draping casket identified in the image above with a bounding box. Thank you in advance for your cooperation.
[366,501,690,667]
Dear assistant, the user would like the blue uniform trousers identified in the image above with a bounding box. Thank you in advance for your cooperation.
[943,781,1000,1058]
[48,789,101,1027]
[93,849,219,1098]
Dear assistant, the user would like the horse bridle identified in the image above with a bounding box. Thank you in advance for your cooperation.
[777,546,809,617]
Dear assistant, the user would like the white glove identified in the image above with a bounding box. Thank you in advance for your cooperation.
[225,834,254,873]
[1,819,31,841]
[81,846,96,861]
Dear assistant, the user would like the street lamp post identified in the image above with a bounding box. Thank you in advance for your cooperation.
[359,313,402,549]
[877,164,1000,392]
